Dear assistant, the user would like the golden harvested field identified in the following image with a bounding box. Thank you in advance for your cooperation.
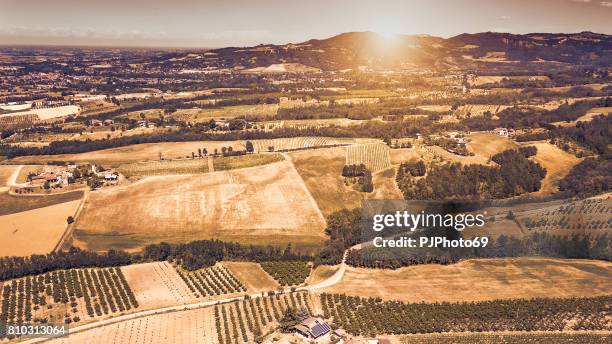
[389,148,420,165]
[0,200,80,256]
[323,258,612,303]
[8,141,245,167]
[48,306,218,344]
[346,143,391,172]
[74,160,327,251]
[369,167,403,200]
[521,141,582,195]
[222,262,279,293]
[290,147,363,215]
[467,132,518,161]
[121,262,197,309]
[173,103,279,121]
[252,136,354,153]
[10,104,80,120]
[213,153,284,171]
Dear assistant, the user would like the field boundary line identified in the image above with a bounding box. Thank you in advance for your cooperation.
[53,189,89,252]
[282,153,327,229]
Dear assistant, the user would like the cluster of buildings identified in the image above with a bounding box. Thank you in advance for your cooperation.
[285,317,389,344]
[89,119,115,127]
[28,165,79,187]
[492,127,515,137]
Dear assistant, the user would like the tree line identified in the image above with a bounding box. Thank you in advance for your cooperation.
[0,240,311,282]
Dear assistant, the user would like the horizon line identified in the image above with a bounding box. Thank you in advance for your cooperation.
[0,30,608,50]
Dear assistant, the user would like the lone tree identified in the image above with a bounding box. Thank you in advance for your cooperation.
[278,307,308,333]
[246,141,254,153]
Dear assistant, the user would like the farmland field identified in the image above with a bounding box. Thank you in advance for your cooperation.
[466,132,518,161]
[117,153,283,177]
[0,105,80,120]
[47,306,218,344]
[121,262,197,309]
[321,293,611,336]
[172,103,279,121]
[323,258,612,302]
[251,137,354,153]
[454,104,509,118]
[290,147,363,215]
[0,266,139,340]
[212,153,284,171]
[396,332,611,344]
[520,141,582,195]
[8,141,245,167]
[215,292,314,344]
[0,200,81,256]
[73,160,327,251]
[117,158,209,178]
[346,143,391,172]
[519,196,611,234]
[260,261,311,286]
[0,191,83,216]
[222,262,279,293]
[176,264,246,298]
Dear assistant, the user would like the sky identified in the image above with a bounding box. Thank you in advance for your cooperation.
[0,0,611,47]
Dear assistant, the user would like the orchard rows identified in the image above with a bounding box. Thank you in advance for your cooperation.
[260,261,310,286]
[399,332,612,344]
[320,293,611,336]
[215,292,313,344]
[177,265,246,298]
[0,267,138,339]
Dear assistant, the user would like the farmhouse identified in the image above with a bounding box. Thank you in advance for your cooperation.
[492,127,514,137]
[294,317,331,340]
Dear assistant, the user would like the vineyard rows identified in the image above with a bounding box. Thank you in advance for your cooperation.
[176,265,246,298]
[260,262,311,286]
[117,158,209,178]
[252,137,353,153]
[346,143,391,172]
[0,114,38,129]
[0,267,138,339]
[215,291,313,344]
[320,293,612,336]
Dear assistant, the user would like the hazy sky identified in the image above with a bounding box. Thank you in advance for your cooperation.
[1,0,611,47]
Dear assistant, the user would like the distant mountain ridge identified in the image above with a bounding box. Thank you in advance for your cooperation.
[208,31,612,71]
